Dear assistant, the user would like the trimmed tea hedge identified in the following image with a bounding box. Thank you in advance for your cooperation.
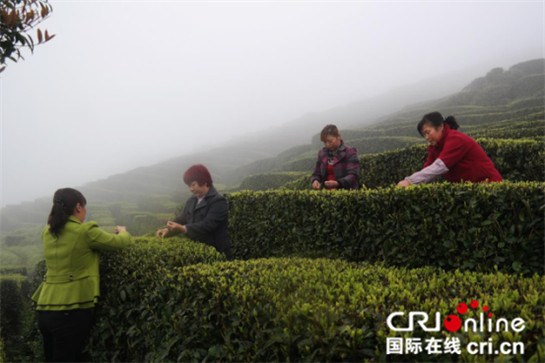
[284,138,544,190]
[27,237,226,362]
[80,258,545,361]
[86,236,225,361]
[0,279,23,347]
[0,275,33,362]
[227,182,544,275]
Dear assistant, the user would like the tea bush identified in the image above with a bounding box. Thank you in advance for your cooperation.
[0,275,33,361]
[228,182,544,275]
[0,279,23,346]
[82,258,545,361]
[86,236,225,361]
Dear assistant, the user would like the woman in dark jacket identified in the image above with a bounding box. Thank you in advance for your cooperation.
[397,112,502,187]
[156,164,232,259]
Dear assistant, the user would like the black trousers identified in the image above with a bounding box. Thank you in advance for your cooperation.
[37,308,94,362]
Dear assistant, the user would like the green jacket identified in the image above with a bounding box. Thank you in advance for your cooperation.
[32,216,131,311]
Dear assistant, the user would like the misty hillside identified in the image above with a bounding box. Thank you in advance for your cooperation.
[60,58,545,195]
[228,58,544,185]
[1,58,543,237]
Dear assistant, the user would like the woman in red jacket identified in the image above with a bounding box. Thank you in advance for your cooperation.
[397,112,502,187]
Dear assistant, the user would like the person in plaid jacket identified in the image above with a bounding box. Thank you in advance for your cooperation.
[311,124,360,190]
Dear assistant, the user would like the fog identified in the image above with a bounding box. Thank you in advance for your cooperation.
[1,0,543,207]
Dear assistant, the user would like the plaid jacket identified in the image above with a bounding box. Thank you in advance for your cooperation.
[311,140,360,189]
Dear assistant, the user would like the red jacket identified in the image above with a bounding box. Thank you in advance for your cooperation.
[424,125,502,183]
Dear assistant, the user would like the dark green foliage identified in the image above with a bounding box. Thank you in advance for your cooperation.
[0,275,34,361]
[480,138,545,182]
[86,236,225,362]
[28,260,46,286]
[0,278,23,339]
[9,260,47,362]
[227,182,544,275]
[53,257,545,362]
[20,180,545,361]
[358,143,429,189]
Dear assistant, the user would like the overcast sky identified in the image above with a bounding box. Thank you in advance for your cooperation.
[1,0,543,207]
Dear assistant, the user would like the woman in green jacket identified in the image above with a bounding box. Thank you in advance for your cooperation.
[32,188,131,362]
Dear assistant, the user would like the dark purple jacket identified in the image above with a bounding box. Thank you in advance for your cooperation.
[173,185,232,259]
[311,140,360,190]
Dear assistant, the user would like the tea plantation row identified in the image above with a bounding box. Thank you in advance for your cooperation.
[3,139,542,362]
[228,182,544,276]
[24,238,544,362]
[283,138,544,190]
[5,180,544,361]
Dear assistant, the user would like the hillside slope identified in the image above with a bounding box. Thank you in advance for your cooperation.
[232,59,544,184]
[1,59,543,237]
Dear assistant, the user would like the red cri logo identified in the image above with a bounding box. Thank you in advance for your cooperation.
[444,299,492,332]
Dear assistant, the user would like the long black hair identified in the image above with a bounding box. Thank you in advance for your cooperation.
[417,111,460,136]
[47,188,87,237]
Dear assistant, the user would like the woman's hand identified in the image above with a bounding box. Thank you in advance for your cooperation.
[115,226,127,234]
[324,180,339,189]
[156,228,169,238]
[166,221,187,234]
[311,180,321,190]
[397,180,412,188]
